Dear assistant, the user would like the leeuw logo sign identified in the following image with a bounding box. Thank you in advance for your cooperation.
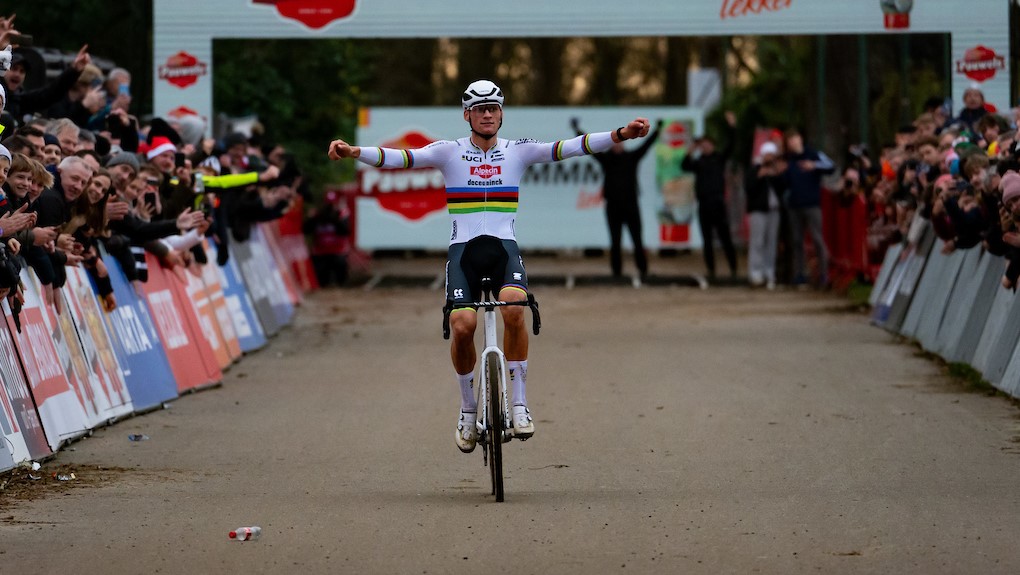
[359,131,447,221]
[956,45,1006,83]
[251,0,356,29]
[159,52,208,89]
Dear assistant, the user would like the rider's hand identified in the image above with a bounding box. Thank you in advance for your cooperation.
[621,118,651,140]
[328,139,359,161]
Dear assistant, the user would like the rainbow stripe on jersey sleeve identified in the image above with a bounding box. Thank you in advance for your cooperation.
[552,134,595,161]
[371,148,415,169]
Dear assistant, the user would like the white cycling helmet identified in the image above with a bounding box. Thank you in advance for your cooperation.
[462,79,504,110]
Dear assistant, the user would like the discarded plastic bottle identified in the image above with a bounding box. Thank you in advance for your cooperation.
[128,434,149,441]
[228,526,262,541]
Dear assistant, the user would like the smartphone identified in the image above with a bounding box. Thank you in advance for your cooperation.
[143,191,157,209]
[118,83,130,96]
[8,34,32,47]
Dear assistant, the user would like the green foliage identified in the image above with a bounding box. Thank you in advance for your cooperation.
[714,36,815,162]
[213,39,374,196]
[845,279,873,309]
[870,67,943,149]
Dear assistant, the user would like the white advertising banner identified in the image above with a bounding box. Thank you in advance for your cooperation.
[153,0,1012,127]
[355,107,704,251]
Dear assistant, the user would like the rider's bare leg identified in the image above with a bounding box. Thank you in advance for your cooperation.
[450,308,478,376]
[499,286,529,361]
[451,308,481,452]
[499,286,534,436]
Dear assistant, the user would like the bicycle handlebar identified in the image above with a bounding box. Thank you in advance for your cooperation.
[442,294,541,339]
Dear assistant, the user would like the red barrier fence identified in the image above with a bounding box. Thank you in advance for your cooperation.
[821,189,872,290]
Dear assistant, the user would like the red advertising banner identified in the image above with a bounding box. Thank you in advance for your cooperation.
[0,305,50,463]
[141,254,220,392]
[272,197,319,293]
[182,266,233,371]
[198,243,242,362]
[165,262,223,385]
[8,273,91,446]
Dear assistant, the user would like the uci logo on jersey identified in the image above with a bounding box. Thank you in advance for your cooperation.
[461,154,483,162]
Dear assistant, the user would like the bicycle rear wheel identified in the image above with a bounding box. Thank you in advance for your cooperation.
[485,353,504,502]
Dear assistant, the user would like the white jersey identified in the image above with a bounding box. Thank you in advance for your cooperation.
[357,132,616,245]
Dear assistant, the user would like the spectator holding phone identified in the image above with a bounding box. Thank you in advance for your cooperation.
[45,62,104,128]
[745,141,785,289]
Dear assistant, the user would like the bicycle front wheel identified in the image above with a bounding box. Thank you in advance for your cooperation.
[486,353,504,502]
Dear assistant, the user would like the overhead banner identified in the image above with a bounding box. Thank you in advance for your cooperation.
[154,0,1012,138]
[100,248,180,411]
[356,106,703,250]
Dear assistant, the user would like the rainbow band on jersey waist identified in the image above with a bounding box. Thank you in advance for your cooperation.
[372,148,414,169]
[446,188,519,214]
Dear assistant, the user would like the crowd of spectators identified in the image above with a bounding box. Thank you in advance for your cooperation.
[742,87,1020,291]
[0,15,308,325]
[844,88,1020,289]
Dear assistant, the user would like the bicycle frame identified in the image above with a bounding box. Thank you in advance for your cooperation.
[476,305,510,445]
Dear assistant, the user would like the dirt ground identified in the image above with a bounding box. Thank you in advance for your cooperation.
[2,253,1020,574]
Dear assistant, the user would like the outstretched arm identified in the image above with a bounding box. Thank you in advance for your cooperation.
[518,117,652,165]
[328,138,449,169]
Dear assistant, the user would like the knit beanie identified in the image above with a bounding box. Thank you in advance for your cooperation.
[1001,172,1020,205]
[106,151,141,173]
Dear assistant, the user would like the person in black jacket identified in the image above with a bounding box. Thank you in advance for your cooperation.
[2,45,88,123]
[746,141,786,289]
[681,111,738,281]
[782,128,836,287]
[572,117,661,280]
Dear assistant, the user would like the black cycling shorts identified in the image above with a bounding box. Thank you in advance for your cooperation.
[446,236,528,308]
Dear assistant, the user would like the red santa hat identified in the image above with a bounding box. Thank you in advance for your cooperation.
[146,136,176,160]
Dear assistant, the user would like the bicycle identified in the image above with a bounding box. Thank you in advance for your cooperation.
[443,278,541,502]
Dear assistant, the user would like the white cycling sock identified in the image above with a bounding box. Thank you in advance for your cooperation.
[508,360,528,406]
[457,372,476,412]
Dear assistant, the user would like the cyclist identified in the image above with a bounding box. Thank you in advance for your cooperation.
[327,79,650,453]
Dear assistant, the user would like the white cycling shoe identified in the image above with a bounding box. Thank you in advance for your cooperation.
[511,404,535,439]
[455,410,478,453]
